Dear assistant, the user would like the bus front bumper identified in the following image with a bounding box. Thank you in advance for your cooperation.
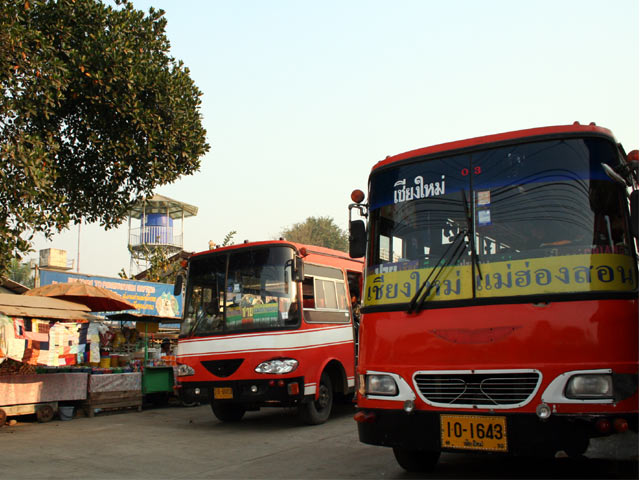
[179,377,305,407]
[355,408,638,456]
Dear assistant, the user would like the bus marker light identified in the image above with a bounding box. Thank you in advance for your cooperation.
[250,385,258,393]
[613,418,628,433]
[269,380,275,386]
[288,382,300,395]
[278,380,285,387]
[351,189,365,203]
[536,403,552,420]
[354,411,376,423]
[595,418,611,433]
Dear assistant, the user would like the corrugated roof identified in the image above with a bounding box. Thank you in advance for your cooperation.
[0,293,95,321]
[128,194,198,219]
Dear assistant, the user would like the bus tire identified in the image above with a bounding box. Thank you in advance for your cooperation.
[211,402,246,422]
[299,372,333,425]
[562,436,590,457]
[392,447,440,473]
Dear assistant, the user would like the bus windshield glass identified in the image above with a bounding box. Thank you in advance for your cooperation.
[365,137,637,307]
[181,246,299,336]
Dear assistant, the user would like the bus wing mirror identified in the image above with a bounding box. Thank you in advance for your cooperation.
[173,274,184,296]
[293,256,304,283]
[630,190,638,239]
[349,220,366,258]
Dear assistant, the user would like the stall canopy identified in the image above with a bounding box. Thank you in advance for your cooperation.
[0,293,95,321]
[24,283,135,312]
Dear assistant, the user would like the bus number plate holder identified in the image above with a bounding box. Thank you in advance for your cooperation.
[214,387,233,399]
[440,414,508,452]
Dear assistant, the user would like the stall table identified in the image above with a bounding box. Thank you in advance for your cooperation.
[0,373,89,423]
[82,372,142,417]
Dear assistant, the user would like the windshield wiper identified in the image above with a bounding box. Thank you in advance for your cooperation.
[461,189,482,282]
[407,228,468,314]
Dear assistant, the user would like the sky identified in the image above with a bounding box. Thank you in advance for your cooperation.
[30,0,639,278]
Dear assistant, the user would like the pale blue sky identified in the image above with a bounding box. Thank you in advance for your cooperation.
[31,0,639,277]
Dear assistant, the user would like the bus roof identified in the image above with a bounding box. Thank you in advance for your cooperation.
[372,123,616,171]
[190,240,363,269]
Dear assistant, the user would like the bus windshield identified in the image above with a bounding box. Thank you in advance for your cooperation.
[365,137,637,307]
[181,246,299,336]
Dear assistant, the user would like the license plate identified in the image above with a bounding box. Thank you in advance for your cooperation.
[213,387,233,399]
[440,414,507,452]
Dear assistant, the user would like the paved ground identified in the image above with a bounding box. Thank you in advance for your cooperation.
[1,401,637,479]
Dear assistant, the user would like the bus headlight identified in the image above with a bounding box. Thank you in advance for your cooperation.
[255,358,299,374]
[366,374,398,396]
[177,364,195,377]
[565,374,613,399]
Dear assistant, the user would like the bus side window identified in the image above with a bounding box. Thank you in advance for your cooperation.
[302,277,315,309]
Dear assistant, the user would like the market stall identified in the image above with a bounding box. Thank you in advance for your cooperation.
[106,312,181,401]
[0,294,96,423]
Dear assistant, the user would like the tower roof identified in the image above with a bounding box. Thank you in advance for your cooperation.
[129,194,198,219]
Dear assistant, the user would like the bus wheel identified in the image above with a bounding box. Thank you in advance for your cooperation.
[562,436,590,457]
[299,372,333,425]
[392,448,440,473]
[211,402,246,422]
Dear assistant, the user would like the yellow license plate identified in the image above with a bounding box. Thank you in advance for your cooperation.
[213,387,233,399]
[440,415,507,452]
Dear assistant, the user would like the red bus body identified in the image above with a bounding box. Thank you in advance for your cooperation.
[176,240,363,424]
[350,124,638,470]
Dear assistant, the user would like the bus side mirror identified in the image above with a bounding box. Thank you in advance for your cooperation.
[630,190,638,239]
[173,275,184,296]
[293,256,304,283]
[349,220,366,258]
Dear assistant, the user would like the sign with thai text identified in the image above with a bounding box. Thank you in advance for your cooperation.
[364,254,637,306]
[39,270,182,318]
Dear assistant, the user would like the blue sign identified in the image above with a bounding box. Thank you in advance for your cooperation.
[38,270,182,319]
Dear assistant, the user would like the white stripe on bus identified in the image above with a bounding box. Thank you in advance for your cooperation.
[178,325,354,357]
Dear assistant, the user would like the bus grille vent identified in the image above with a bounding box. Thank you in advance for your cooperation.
[201,359,244,378]
[413,372,541,408]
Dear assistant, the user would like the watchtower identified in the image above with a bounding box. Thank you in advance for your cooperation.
[127,194,198,275]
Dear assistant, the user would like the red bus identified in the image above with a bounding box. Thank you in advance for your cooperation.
[348,123,638,471]
[175,240,363,424]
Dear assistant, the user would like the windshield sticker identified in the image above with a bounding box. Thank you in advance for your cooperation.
[478,209,491,226]
[364,254,637,306]
[477,190,491,206]
[394,175,446,204]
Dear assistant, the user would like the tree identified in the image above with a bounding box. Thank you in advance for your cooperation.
[0,0,209,274]
[7,258,34,288]
[280,217,348,252]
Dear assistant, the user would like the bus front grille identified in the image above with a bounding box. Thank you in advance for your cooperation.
[201,358,244,378]
[413,371,541,408]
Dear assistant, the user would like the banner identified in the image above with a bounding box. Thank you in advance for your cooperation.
[38,270,182,319]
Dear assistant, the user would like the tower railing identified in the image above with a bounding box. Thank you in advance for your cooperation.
[128,226,183,250]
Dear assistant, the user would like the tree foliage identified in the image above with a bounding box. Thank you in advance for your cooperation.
[7,258,34,288]
[280,216,348,252]
[0,0,209,274]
